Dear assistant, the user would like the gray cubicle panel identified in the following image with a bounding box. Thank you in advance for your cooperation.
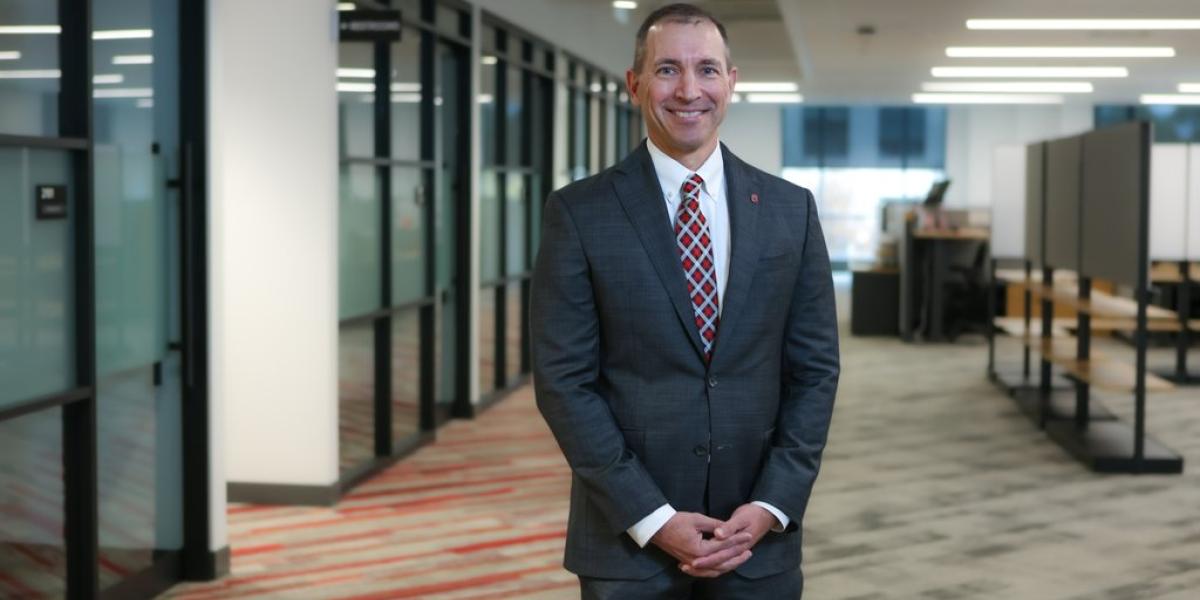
[1081,121,1150,287]
[1044,136,1082,271]
[1149,144,1188,261]
[1190,145,1200,260]
[991,145,1026,259]
[1024,142,1045,263]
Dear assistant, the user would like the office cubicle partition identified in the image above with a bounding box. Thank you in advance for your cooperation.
[1044,137,1082,273]
[1147,143,1200,383]
[1081,123,1147,287]
[1024,142,1046,264]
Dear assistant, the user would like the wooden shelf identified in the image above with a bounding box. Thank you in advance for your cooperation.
[1016,336,1174,393]
[1006,280,1177,321]
[993,316,1072,338]
[1150,262,1200,284]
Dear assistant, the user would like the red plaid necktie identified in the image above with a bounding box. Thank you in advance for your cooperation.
[674,173,719,361]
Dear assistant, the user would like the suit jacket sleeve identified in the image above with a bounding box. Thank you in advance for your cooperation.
[530,191,669,535]
[750,187,840,529]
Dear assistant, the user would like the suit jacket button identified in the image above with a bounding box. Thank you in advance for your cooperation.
[693,445,709,457]
[707,377,718,388]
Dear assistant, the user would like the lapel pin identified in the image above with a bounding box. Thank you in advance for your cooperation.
[750,193,759,204]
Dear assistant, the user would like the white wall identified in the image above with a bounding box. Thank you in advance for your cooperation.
[722,103,783,176]
[944,104,1093,209]
[209,0,339,512]
[471,0,636,76]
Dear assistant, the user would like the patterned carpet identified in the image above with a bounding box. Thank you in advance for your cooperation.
[167,318,1200,599]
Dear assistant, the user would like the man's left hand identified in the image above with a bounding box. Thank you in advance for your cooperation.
[681,504,779,577]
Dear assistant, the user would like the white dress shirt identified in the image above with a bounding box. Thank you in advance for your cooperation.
[625,140,790,548]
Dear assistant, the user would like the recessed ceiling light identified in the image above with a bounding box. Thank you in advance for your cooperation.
[93,29,153,40]
[913,93,1064,104]
[734,82,799,93]
[93,88,153,99]
[337,82,375,93]
[391,93,421,103]
[136,98,154,108]
[337,68,374,78]
[478,94,494,104]
[390,82,420,92]
[0,51,20,60]
[921,81,1093,93]
[337,2,356,10]
[967,19,1200,30]
[613,1,638,9]
[0,69,60,79]
[0,26,61,35]
[1178,83,1200,93]
[931,66,1127,78]
[745,93,803,104]
[946,46,1174,58]
[93,74,124,85]
[113,55,153,65]
[481,55,498,66]
[1141,94,1200,105]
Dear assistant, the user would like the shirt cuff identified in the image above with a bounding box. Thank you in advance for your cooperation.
[752,501,789,532]
[627,504,676,548]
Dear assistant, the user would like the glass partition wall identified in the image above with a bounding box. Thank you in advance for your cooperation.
[566,56,631,179]
[336,0,472,486]
[476,18,554,406]
[0,0,210,597]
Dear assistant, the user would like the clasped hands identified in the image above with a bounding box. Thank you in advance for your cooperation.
[650,503,778,578]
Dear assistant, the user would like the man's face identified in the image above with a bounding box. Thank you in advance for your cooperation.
[627,20,737,162]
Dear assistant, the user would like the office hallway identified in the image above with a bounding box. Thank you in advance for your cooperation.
[168,329,1200,600]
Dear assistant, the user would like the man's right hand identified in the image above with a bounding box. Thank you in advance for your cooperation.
[650,512,753,577]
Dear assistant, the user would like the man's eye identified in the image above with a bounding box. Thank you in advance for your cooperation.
[657,66,677,76]
[702,67,719,76]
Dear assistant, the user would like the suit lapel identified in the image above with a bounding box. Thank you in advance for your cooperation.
[712,144,763,364]
[612,143,707,361]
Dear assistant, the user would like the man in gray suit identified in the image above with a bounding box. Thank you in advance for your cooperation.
[530,3,839,598]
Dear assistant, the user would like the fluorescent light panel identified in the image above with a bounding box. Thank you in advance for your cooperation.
[93,29,153,40]
[734,82,799,93]
[0,26,61,34]
[1141,94,1200,105]
[337,82,421,93]
[914,93,1064,104]
[93,87,153,98]
[745,93,803,104]
[921,81,1093,93]
[1178,83,1200,93]
[113,55,153,65]
[481,55,498,66]
[337,3,356,10]
[0,69,60,79]
[337,68,374,78]
[946,46,1174,58]
[968,19,1200,30]
[93,73,124,84]
[0,51,20,60]
[932,66,1127,78]
[136,98,153,108]
[613,1,638,9]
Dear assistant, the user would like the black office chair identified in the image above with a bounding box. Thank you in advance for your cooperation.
[942,240,991,340]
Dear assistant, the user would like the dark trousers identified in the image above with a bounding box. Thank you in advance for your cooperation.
[580,567,802,600]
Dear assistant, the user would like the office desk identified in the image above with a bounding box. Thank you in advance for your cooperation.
[911,228,989,341]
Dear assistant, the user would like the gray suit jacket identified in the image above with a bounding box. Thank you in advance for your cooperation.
[530,142,839,580]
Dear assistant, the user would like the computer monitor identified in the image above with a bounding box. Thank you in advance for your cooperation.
[923,179,951,207]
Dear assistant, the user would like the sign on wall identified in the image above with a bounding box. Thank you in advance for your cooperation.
[35,185,67,220]
[339,10,402,42]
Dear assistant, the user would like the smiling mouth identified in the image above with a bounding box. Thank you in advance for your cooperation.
[668,108,709,118]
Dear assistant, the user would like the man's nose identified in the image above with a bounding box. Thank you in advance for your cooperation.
[675,71,701,103]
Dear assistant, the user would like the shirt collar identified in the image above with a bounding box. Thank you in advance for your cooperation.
[646,138,724,201]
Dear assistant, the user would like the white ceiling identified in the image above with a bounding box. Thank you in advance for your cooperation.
[777,0,1200,104]
[506,0,1200,105]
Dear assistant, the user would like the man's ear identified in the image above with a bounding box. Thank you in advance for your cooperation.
[727,65,738,99]
[625,69,641,106]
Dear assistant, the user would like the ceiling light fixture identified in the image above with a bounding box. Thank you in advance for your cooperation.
[93,29,153,40]
[93,74,124,85]
[337,68,374,78]
[932,66,1127,78]
[113,54,153,65]
[967,19,1200,30]
[391,82,421,92]
[0,26,61,35]
[913,93,1064,104]
[481,55,498,66]
[337,3,356,10]
[0,51,20,60]
[921,81,1093,93]
[1141,94,1200,105]
[1178,83,1200,93]
[946,46,1174,58]
[93,88,153,99]
[734,82,799,93]
[0,69,60,79]
[337,82,375,93]
[613,1,638,9]
[913,93,1064,105]
[745,93,803,104]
